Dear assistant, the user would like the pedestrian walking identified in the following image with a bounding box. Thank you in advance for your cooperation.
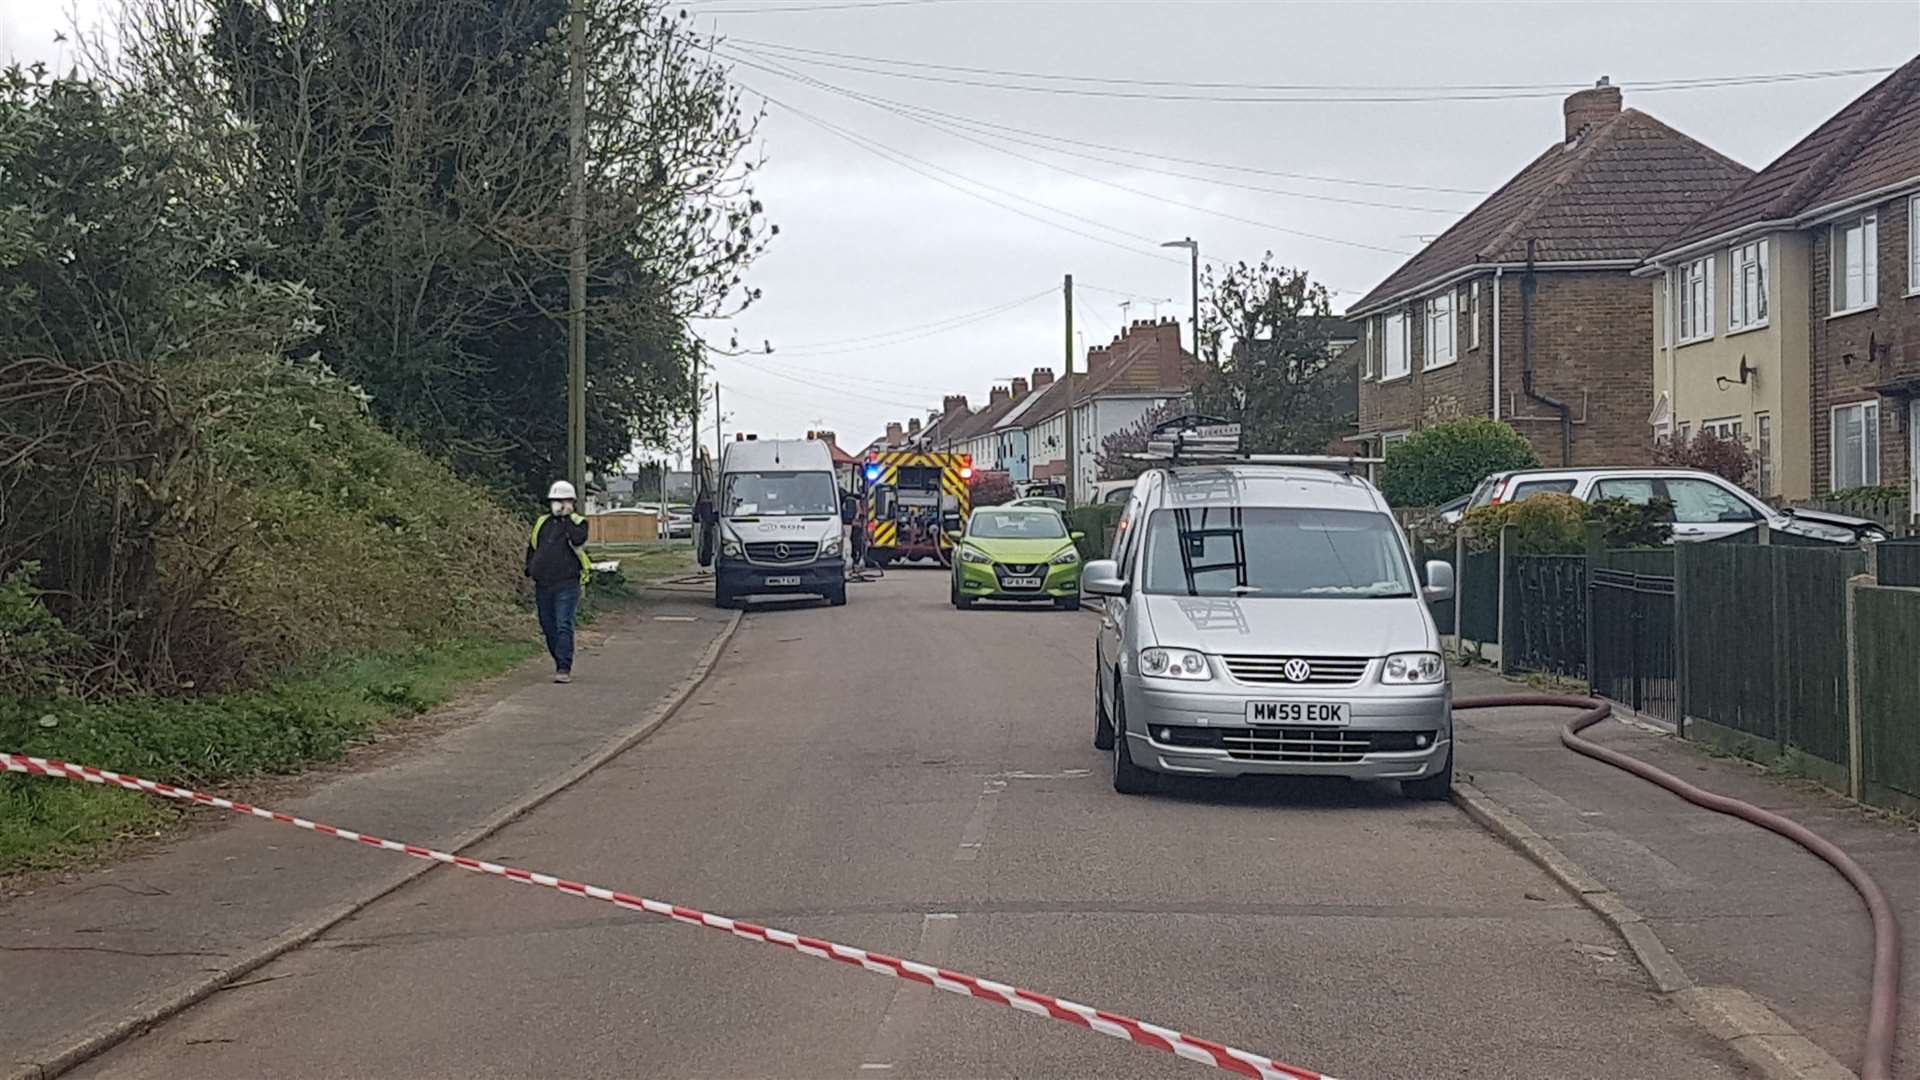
[527,480,591,683]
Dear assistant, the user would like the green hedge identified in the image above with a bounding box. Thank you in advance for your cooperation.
[1067,504,1125,559]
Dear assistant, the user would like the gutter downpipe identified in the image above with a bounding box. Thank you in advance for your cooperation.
[1521,238,1574,466]
[1492,268,1503,421]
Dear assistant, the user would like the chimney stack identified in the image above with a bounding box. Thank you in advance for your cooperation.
[1086,345,1113,379]
[1564,77,1621,145]
[1031,366,1054,389]
[885,422,904,446]
[907,418,921,436]
[1010,377,1029,399]
[817,429,835,445]
[988,384,1012,407]
[943,394,970,417]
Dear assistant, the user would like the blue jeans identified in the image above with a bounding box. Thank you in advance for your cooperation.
[535,585,580,673]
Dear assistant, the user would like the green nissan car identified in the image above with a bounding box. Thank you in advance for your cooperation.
[951,505,1085,610]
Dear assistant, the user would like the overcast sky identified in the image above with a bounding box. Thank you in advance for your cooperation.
[8,0,1920,462]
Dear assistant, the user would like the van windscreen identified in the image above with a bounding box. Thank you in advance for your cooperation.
[723,472,838,517]
[1140,507,1415,598]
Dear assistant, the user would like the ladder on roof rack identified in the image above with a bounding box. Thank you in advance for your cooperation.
[1127,415,1385,482]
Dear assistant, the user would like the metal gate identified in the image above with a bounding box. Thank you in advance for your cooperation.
[1588,565,1676,722]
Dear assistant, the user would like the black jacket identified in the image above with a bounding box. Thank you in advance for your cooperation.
[526,513,590,589]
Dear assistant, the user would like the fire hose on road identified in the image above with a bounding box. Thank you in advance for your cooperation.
[3,694,1902,1078]
[1452,695,1903,1080]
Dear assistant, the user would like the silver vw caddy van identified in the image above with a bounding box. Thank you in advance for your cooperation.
[1084,464,1457,799]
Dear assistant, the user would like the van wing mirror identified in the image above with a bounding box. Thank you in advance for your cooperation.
[1082,559,1123,596]
[1422,560,1455,603]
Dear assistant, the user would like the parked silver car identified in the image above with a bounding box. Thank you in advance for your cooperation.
[1083,465,1458,799]
[1463,468,1885,544]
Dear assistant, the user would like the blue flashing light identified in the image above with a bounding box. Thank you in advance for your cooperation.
[864,463,883,482]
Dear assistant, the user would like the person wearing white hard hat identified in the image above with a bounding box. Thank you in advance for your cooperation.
[525,480,591,683]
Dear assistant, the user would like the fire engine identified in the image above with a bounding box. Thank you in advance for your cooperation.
[856,449,972,567]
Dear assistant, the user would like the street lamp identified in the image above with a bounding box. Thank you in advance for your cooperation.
[1161,237,1199,354]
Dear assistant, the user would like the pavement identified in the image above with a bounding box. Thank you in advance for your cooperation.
[20,571,1761,1080]
[1451,665,1919,1079]
[1,590,738,1080]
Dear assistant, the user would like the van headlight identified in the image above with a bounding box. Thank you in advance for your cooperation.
[1382,652,1445,684]
[720,531,743,559]
[1139,647,1211,681]
[821,534,842,557]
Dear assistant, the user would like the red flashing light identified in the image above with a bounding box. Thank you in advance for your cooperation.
[960,466,974,480]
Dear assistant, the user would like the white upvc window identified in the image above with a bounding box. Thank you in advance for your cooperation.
[1728,239,1769,332]
[1702,416,1743,441]
[1468,281,1481,349]
[1381,429,1411,450]
[1832,213,1878,314]
[1909,196,1920,295]
[1830,400,1881,489]
[1677,256,1714,342]
[1364,319,1376,379]
[1382,311,1410,380]
[1424,292,1455,369]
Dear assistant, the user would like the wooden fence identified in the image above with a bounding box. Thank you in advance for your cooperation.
[1793,495,1914,538]
[1855,584,1920,811]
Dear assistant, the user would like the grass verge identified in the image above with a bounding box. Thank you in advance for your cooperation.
[0,636,536,873]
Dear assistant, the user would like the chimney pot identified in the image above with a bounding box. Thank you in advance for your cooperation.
[1563,79,1622,144]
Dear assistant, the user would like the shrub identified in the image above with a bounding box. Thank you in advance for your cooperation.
[1456,492,1673,552]
[1655,430,1757,486]
[1827,485,1907,503]
[969,472,1016,507]
[1380,418,1539,507]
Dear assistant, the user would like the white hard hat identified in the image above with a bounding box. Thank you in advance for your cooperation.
[547,480,577,500]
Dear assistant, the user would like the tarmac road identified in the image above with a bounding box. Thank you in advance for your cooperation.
[79,571,1751,1080]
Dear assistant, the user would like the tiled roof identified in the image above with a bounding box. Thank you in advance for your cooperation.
[1352,110,1752,312]
[1654,57,1920,256]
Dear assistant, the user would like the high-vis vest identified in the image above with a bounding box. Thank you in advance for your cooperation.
[531,513,592,587]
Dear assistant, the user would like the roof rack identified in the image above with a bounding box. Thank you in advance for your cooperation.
[1127,415,1384,480]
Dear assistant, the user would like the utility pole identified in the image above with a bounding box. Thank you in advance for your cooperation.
[713,382,722,460]
[1063,273,1075,507]
[690,350,701,473]
[1162,237,1201,354]
[566,0,588,497]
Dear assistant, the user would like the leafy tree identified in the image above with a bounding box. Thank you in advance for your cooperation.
[1654,430,1757,488]
[1095,399,1187,480]
[98,0,771,497]
[1379,418,1539,507]
[1188,255,1350,454]
[969,472,1015,507]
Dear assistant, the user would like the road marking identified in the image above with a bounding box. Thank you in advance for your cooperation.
[991,769,1091,780]
[857,913,959,1076]
[953,778,1006,862]
[653,615,699,622]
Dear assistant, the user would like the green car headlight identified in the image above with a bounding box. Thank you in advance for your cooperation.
[1050,547,1080,565]
[959,546,992,565]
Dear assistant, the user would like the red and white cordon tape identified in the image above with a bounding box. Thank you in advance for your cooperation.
[3,753,1336,1080]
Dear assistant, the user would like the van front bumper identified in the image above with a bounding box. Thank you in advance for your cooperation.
[1118,674,1451,780]
[718,557,844,597]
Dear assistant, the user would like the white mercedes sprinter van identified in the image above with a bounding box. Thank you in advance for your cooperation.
[712,437,848,609]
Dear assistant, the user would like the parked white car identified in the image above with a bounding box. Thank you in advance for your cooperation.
[1463,468,1885,544]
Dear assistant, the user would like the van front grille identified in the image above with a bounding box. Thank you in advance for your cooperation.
[1221,655,1371,686]
[745,541,818,565]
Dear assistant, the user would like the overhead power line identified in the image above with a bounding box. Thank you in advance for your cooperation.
[727,353,936,411]
[693,0,968,14]
[722,44,1892,104]
[770,286,1056,353]
[733,79,1194,267]
[727,50,1418,256]
[732,39,1892,99]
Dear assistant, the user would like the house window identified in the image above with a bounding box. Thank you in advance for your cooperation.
[1832,213,1878,314]
[1756,412,1773,497]
[1677,421,1691,444]
[1702,416,1743,441]
[1677,256,1713,342]
[1381,430,1411,450]
[1364,319,1376,379]
[1728,239,1768,331]
[1424,292,1455,370]
[1468,281,1481,350]
[1383,311,1410,380]
[1830,400,1881,489]
[1910,196,1920,294]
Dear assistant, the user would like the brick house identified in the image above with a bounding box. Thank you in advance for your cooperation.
[1348,81,1752,467]
[1646,57,1920,502]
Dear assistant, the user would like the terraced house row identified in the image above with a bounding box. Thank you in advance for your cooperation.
[1352,59,1920,507]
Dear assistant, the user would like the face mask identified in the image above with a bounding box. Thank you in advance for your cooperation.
[551,500,568,516]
